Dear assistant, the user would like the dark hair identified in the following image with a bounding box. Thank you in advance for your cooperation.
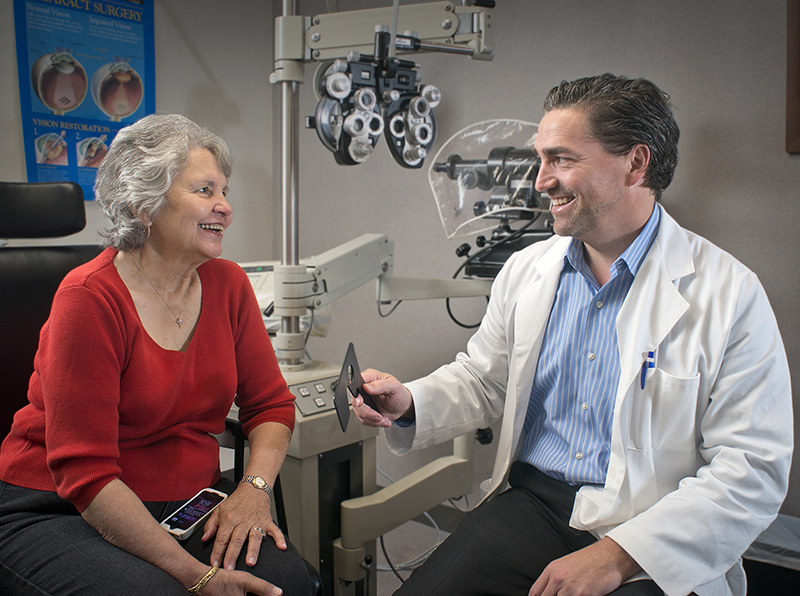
[543,74,679,200]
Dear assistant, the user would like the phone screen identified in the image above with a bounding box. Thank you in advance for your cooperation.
[163,491,226,531]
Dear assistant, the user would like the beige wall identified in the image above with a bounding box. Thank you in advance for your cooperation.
[2,0,799,515]
[0,0,275,263]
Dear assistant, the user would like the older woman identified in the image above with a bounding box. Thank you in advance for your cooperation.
[0,114,316,596]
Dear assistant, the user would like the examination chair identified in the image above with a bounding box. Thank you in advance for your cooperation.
[0,181,102,440]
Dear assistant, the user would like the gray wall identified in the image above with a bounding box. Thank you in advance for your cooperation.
[2,1,799,515]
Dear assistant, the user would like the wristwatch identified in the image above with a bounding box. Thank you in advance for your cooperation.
[239,475,274,501]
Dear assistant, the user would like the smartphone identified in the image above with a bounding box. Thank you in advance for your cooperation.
[160,488,228,540]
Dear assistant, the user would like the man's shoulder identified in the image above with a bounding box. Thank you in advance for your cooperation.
[663,213,754,279]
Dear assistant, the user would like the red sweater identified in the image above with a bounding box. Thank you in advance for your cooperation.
[0,248,295,512]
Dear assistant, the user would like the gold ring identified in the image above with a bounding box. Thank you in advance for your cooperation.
[252,526,267,538]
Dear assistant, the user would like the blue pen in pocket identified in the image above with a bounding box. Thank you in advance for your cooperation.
[640,351,655,389]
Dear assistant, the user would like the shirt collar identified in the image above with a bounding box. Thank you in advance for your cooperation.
[565,203,662,279]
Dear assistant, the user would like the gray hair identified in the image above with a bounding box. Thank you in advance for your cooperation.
[95,113,232,250]
[543,74,679,201]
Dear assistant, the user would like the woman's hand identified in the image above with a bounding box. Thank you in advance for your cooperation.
[192,567,283,596]
[82,480,279,593]
[352,368,415,428]
[202,483,287,571]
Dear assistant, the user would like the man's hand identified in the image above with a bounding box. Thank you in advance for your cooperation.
[352,368,414,428]
[202,483,287,571]
[529,537,641,596]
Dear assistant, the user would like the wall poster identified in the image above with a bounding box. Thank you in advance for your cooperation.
[788,0,800,153]
[13,0,155,200]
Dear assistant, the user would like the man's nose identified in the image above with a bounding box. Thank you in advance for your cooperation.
[535,161,557,193]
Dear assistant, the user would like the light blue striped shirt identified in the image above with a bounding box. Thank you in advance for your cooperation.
[517,204,661,485]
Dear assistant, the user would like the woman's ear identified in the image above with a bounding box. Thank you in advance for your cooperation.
[132,206,152,228]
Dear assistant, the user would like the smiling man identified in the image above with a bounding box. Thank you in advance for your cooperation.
[353,74,793,596]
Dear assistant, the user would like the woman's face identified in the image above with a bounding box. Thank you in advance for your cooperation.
[149,148,232,265]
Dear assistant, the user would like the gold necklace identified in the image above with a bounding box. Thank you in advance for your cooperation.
[132,255,190,328]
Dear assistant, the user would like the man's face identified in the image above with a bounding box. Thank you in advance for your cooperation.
[534,108,639,249]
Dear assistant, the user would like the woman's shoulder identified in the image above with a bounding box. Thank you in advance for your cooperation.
[198,258,252,301]
[199,257,249,283]
[49,247,134,332]
[59,247,120,291]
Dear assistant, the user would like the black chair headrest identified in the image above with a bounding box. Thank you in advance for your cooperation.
[0,181,87,239]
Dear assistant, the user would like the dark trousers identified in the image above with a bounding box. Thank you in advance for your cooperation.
[0,478,316,596]
[394,461,665,596]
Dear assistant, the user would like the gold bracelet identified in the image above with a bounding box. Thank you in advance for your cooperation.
[187,566,219,594]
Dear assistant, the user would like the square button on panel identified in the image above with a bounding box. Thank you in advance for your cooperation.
[315,383,326,393]
[298,387,310,397]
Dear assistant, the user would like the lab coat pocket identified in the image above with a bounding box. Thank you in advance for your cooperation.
[628,368,700,452]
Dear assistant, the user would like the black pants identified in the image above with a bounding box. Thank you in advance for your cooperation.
[0,478,317,596]
[394,461,665,596]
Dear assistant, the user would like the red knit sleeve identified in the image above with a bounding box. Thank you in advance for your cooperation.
[41,284,127,511]
[228,265,296,436]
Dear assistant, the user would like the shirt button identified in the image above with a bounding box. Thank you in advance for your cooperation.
[582,403,589,410]
[588,352,596,361]
[576,452,583,460]
[596,301,604,309]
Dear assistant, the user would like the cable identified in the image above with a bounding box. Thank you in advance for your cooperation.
[445,296,486,329]
[302,307,316,348]
[380,535,406,584]
[378,299,403,318]
[448,494,471,511]
[446,216,539,328]
[377,275,403,318]
[375,466,446,575]
[458,215,539,278]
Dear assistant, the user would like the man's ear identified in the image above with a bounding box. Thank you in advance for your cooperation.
[626,144,651,188]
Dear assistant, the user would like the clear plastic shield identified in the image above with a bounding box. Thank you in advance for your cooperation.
[428,120,549,239]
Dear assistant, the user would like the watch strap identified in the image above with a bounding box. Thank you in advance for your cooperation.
[239,475,274,501]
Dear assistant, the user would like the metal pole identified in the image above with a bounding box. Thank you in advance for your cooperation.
[280,0,302,365]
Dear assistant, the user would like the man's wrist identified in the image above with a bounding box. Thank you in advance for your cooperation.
[602,537,641,579]
[394,400,416,426]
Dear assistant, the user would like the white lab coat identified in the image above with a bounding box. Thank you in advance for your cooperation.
[385,208,793,596]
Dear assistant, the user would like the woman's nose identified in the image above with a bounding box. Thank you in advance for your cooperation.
[216,194,233,217]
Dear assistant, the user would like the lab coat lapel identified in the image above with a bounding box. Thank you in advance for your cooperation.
[616,209,694,389]
[484,236,570,500]
[503,239,569,480]
[595,210,694,518]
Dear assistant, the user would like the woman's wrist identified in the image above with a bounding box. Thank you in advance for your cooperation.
[176,560,218,592]
[187,565,220,593]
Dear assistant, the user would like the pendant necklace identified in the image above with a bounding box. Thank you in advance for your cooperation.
[133,255,190,328]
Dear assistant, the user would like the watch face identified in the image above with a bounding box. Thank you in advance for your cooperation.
[253,477,266,489]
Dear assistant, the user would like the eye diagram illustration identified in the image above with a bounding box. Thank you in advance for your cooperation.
[78,134,108,168]
[35,131,68,165]
[31,50,88,115]
[91,59,143,121]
